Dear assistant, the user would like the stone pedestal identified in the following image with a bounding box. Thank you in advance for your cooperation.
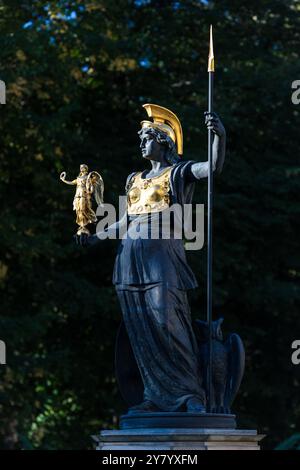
[120,412,236,430]
[95,428,264,450]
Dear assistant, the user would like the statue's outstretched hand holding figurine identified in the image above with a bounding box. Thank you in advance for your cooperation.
[74,232,98,247]
[74,212,128,247]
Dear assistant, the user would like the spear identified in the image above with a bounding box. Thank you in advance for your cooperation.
[207,24,214,413]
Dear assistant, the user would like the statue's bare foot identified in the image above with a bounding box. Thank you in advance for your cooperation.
[186,397,206,414]
[127,400,160,414]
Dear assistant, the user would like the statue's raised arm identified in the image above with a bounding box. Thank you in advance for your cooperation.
[190,111,226,180]
[60,171,77,185]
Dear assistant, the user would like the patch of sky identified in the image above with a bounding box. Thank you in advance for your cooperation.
[56,10,77,21]
[23,21,33,29]
[134,0,151,6]
[139,58,151,68]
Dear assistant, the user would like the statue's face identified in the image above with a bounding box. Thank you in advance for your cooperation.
[139,129,162,161]
[80,165,88,174]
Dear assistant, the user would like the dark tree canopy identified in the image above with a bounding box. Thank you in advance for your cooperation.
[0,0,299,449]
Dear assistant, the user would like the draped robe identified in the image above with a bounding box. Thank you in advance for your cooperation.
[113,161,206,411]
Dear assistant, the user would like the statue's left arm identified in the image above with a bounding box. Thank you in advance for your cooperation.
[190,112,226,180]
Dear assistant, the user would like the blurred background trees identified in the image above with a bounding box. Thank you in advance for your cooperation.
[0,0,299,449]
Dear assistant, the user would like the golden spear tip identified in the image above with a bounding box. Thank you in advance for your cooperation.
[208,24,215,72]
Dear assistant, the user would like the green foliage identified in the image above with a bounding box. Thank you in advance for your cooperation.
[0,0,299,449]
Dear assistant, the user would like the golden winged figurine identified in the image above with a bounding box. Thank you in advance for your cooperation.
[60,164,104,235]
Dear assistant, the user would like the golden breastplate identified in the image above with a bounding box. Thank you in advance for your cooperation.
[127,167,173,215]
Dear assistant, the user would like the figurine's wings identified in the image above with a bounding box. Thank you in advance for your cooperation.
[86,171,104,206]
[224,333,245,409]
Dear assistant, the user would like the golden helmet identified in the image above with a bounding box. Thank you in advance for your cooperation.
[140,103,183,156]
